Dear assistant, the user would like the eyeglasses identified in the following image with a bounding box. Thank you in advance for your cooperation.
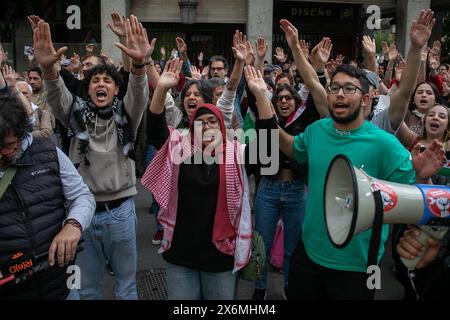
[328,84,365,95]
[195,117,219,128]
[210,67,225,72]
[276,95,294,102]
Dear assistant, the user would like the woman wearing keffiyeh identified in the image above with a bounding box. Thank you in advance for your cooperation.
[142,60,277,299]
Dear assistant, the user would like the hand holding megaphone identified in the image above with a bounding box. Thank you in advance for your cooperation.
[397,225,446,270]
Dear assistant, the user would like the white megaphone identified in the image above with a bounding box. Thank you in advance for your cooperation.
[324,154,450,268]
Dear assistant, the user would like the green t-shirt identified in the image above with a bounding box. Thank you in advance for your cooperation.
[293,118,416,272]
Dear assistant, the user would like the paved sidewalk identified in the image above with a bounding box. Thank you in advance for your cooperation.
[100,181,404,300]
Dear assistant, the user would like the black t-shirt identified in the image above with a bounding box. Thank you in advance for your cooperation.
[162,157,234,272]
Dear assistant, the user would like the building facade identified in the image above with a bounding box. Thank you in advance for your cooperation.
[0,0,448,72]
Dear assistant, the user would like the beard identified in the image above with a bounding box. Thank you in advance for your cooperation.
[0,149,24,168]
[329,103,363,124]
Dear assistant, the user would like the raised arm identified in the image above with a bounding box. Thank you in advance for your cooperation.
[2,65,33,116]
[114,15,150,134]
[244,65,294,158]
[108,12,131,72]
[255,37,267,74]
[150,58,183,115]
[389,9,435,131]
[280,19,328,117]
[33,20,74,126]
[362,35,377,73]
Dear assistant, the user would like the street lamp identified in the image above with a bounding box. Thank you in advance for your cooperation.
[178,0,199,24]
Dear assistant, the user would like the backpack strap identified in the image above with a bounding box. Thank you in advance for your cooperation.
[0,166,18,200]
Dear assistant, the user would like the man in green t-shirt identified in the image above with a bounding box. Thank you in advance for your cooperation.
[248,18,444,300]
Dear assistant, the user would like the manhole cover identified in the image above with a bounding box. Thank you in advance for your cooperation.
[136,268,167,300]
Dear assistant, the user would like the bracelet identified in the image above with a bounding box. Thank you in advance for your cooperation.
[64,219,83,233]
[145,59,154,66]
[132,62,146,69]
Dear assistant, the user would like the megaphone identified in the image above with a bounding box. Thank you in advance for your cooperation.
[324,154,450,266]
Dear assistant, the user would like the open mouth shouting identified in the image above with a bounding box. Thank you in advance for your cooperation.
[96,90,108,103]
[333,102,350,114]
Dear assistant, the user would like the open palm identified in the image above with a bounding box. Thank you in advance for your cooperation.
[115,15,150,63]
[33,21,67,69]
[158,58,182,90]
[410,9,435,48]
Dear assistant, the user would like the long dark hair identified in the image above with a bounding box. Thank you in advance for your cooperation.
[178,80,213,128]
[408,81,443,111]
[271,83,302,117]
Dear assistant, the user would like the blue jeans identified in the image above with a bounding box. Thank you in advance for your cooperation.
[76,198,138,300]
[66,289,80,300]
[166,262,237,300]
[253,176,306,289]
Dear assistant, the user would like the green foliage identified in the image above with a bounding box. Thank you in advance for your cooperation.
[374,30,395,54]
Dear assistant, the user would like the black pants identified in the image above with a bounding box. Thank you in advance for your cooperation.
[287,238,376,300]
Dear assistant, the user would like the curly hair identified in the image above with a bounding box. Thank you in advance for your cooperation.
[0,97,29,147]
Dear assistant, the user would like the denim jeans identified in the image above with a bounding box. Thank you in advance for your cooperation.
[253,176,306,289]
[76,198,138,300]
[166,262,237,300]
[65,288,80,300]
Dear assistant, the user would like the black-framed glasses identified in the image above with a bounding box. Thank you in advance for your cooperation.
[195,117,219,128]
[327,84,364,95]
[276,95,294,102]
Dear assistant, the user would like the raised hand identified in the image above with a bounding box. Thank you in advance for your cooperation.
[175,37,187,59]
[299,39,309,57]
[244,65,267,96]
[256,37,267,60]
[160,46,166,58]
[273,47,286,63]
[108,12,127,38]
[33,20,67,71]
[311,37,333,69]
[27,15,42,32]
[362,35,376,55]
[70,52,81,73]
[430,40,441,57]
[157,58,183,90]
[114,15,150,64]
[429,53,439,70]
[388,43,398,61]
[412,139,446,180]
[201,65,209,79]
[85,43,95,54]
[1,65,16,88]
[280,19,299,49]
[420,46,430,62]
[232,30,247,62]
[410,9,435,49]
[197,51,203,62]
[0,46,7,65]
[245,40,255,65]
[190,65,202,80]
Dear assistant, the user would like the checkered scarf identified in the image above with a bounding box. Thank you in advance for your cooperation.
[141,104,252,272]
[67,95,136,160]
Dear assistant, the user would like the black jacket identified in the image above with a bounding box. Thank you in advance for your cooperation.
[0,139,69,300]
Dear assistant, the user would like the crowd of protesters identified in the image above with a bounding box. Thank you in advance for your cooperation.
[1,8,450,300]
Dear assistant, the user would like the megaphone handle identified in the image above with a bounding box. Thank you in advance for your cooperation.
[400,225,448,270]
